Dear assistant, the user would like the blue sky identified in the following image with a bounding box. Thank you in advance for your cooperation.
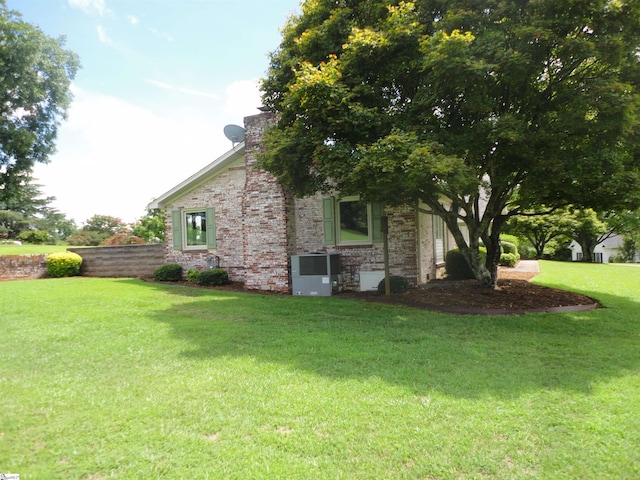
[6,0,300,224]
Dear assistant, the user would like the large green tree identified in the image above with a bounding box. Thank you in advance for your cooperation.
[0,3,80,199]
[504,206,574,258]
[260,0,640,287]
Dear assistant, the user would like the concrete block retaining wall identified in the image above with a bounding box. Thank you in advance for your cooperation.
[68,244,165,278]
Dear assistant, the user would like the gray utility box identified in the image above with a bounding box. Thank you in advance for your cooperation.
[291,254,342,296]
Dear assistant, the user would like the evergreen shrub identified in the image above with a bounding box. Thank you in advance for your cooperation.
[445,248,486,280]
[153,263,183,282]
[46,251,83,278]
[18,230,50,244]
[501,241,518,255]
[197,268,229,286]
[500,234,520,247]
[186,268,200,283]
[377,275,410,294]
[499,253,519,267]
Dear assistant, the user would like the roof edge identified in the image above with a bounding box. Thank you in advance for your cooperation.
[147,142,245,210]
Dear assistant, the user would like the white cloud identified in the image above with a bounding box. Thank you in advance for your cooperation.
[32,86,229,224]
[96,25,114,46]
[223,79,264,116]
[69,0,110,16]
[148,27,174,43]
[127,14,139,25]
[145,79,219,100]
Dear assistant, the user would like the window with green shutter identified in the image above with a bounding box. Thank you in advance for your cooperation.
[323,197,384,246]
[171,208,216,250]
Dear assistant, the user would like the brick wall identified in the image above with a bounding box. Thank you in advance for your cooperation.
[68,244,164,277]
[0,254,47,280]
[165,155,247,281]
[291,195,420,289]
[242,112,290,291]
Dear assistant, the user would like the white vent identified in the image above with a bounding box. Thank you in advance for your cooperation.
[359,271,385,291]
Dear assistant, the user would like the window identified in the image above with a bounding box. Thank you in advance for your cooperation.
[185,211,207,247]
[171,208,216,250]
[323,197,383,246]
[433,215,447,264]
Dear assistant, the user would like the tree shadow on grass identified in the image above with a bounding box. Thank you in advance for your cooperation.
[127,280,640,400]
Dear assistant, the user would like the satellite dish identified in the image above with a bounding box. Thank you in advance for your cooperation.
[223,124,245,146]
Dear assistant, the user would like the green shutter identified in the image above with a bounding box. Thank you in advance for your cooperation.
[171,210,182,250]
[371,201,384,243]
[206,207,216,248]
[323,197,336,245]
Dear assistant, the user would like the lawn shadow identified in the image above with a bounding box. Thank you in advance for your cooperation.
[129,279,640,400]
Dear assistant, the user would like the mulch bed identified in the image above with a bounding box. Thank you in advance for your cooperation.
[163,268,599,315]
[336,270,599,314]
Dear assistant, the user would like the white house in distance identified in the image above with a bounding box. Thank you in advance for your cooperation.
[569,234,625,263]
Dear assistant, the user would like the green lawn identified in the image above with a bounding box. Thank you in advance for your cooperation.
[1,261,638,479]
[0,243,69,255]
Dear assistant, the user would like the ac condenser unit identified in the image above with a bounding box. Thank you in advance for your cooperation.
[291,254,342,296]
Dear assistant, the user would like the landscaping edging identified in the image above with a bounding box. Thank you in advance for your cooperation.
[421,302,600,316]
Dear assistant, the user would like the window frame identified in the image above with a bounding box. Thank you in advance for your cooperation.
[336,196,373,246]
[182,209,208,250]
[171,207,216,251]
[323,196,383,247]
[433,214,447,265]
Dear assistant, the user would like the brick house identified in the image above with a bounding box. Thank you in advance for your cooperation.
[148,111,456,293]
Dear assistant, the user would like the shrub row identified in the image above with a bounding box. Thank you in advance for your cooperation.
[153,263,230,287]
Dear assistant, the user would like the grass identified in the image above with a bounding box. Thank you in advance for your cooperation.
[0,243,70,255]
[0,261,639,479]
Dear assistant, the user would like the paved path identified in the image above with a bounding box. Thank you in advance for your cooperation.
[511,259,540,273]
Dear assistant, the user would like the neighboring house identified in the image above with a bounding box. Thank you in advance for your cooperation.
[569,235,627,263]
[148,111,457,293]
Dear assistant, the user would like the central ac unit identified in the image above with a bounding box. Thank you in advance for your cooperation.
[291,254,342,296]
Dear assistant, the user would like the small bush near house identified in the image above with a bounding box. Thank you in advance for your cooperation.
[18,230,50,245]
[445,248,487,280]
[377,275,410,294]
[153,263,183,282]
[186,268,200,283]
[46,251,83,278]
[499,252,519,267]
[196,268,229,286]
[100,233,146,246]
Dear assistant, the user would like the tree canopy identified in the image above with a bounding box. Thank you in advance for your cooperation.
[260,0,640,286]
[0,4,80,197]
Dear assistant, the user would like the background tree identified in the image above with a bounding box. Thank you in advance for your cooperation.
[504,207,573,258]
[0,170,57,238]
[260,0,640,287]
[0,4,80,195]
[68,214,129,246]
[131,209,166,244]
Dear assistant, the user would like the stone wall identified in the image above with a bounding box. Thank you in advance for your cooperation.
[68,244,164,278]
[0,254,47,280]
